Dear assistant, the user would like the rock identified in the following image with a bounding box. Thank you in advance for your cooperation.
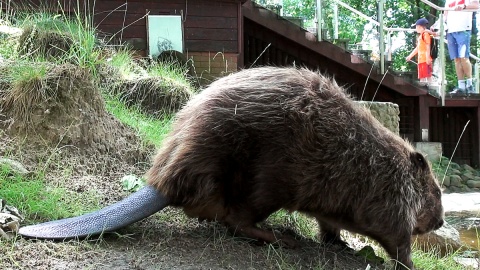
[440,176,450,187]
[412,221,466,257]
[462,164,476,173]
[0,199,24,240]
[442,192,480,212]
[450,163,461,170]
[461,173,475,183]
[449,168,462,175]
[450,175,463,187]
[0,25,22,36]
[454,257,479,269]
[467,180,480,189]
[0,158,30,176]
[413,142,442,164]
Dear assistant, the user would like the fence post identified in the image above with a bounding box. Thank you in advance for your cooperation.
[378,0,385,74]
[475,62,479,93]
[439,13,446,106]
[316,0,322,42]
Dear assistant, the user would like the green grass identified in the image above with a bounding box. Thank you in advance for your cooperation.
[106,48,145,80]
[10,7,102,76]
[266,210,318,239]
[0,165,99,222]
[104,94,174,147]
[148,61,192,87]
[411,248,467,270]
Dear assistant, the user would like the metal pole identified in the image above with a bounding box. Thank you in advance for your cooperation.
[387,31,392,62]
[378,0,385,74]
[316,0,322,42]
[333,3,338,40]
[476,62,479,93]
[439,13,445,106]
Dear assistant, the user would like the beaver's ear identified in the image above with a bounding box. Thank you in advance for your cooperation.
[411,152,428,170]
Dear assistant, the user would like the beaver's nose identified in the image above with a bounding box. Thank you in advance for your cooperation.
[436,219,444,229]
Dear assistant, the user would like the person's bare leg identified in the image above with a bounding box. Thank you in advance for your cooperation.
[459,57,472,79]
[454,58,465,79]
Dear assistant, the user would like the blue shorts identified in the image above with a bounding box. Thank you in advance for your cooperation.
[446,31,471,60]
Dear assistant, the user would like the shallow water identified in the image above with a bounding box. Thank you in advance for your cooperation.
[459,227,480,249]
[445,215,480,249]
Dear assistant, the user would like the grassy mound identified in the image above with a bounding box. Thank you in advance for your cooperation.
[100,49,196,116]
[17,25,72,60]
[110,76,194,116]
[0,62,149,166]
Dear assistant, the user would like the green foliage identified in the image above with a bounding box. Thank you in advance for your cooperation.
[147,61,193,89]
[107,48,143,79]
[266,210,318,239]
[121,174,146,192]
[0,165,97,222]
[12,8,102,76]
[282,0,316,21]
[104,94,175,148]
[0,61,52,123]
[411,248,466,270]
[279,0,463,86]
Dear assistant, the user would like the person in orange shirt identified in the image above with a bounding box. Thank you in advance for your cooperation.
[406,18,433,86]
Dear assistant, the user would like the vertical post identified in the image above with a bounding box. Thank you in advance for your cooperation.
[333,3,338,40]
[378,0,385,74]
[387,31,392,61]
[439,13,446,106]
[475,62,479,93]
[316,0,322,41]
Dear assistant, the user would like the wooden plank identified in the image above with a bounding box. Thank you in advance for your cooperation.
[94,1,184,15]
[430,107,476,165]
[184,16,237,29]
[186,40,237,52]
[8,0,85,12]
[95,14,237,30]
[184,4,237,17]
[98,24,145,38]
[185,28,237,41]
[93,1,238,17]
[94,12,147,27]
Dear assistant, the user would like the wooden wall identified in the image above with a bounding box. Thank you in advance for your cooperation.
[430,107,479,166]
[92,0,242,54]
[8,0,243,54]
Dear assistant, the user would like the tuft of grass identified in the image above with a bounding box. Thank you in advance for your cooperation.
[0,164,98,222]
[148,61,193,89]
[106,48,146,80]
[0,61,51,123]
[104,93,174,147]
[411,248,468,270]
[13,8,102,76]
[266,210,318,239]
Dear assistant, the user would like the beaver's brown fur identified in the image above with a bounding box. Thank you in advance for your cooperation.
[146,67,444,270]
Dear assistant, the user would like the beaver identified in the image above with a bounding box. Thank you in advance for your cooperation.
[19,67,444,270]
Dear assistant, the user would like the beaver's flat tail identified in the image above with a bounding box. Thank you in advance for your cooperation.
[18,185,169,239]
